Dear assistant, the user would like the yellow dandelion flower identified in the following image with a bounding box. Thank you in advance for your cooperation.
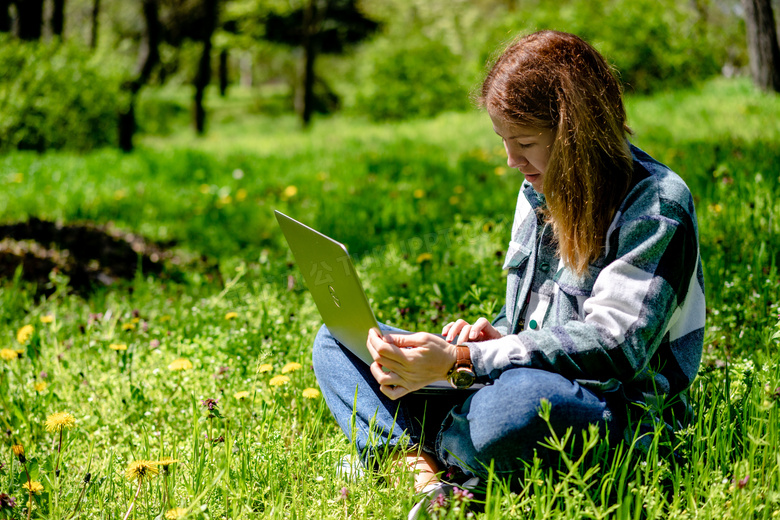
[257,363,274,373]
[125,460,158,481]
[45,412,76,432]
[494,166,507,176]
[23,481,44,495]
[165,508,188,519]
[34,381,48,392]
[269,375,290,387]
[449,196,459,205]
[121,323,135,331]
[302,388,321,399]
[281,362,302,374]
[235,188,248,202]
[234,391,250,400]
[131,317,140,324]
[109,343,128,351]
[11,172,24,183]
[282,185,298,199]
[168,358,193,371]
[453,185,465,194]
[159,315,172,322]
[153,457,180,468]
[416,252,433,264]
[199,184,211,194]
[1,348,19,361]
[17,325,34,344]
[114,189,127,200]
[40,315,54,324]
[224,312,238,320]
[413,189,425,199]
[14,349,24,357]
[12,445,24,457]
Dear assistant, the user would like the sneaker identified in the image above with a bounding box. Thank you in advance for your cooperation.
[337,454,365,481]
[407,477,479,520]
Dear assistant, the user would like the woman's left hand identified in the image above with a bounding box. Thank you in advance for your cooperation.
[366,328,457,400]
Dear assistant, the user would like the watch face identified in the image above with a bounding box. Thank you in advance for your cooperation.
[451,368,475,389]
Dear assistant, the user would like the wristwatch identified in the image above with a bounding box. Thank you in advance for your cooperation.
[448,345,476,389]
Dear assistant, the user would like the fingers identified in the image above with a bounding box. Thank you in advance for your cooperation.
[444,319,469,342]
[370,362,411,400]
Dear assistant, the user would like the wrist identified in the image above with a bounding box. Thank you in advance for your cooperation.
[447,344,476,389]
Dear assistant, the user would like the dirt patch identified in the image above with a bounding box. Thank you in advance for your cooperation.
[0,217,220,295]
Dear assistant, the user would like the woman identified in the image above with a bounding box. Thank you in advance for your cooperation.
[313,29,705,513]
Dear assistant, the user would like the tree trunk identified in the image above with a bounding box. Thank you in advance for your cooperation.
[0,0,11,33]
[296,0,324,127]
[742,0,780,92]
[16,0,44,40]
[51,0,65,37]
[218,48,228,97]
[119,0,161,152]
[193,0,218,135]
[90,0,100,48]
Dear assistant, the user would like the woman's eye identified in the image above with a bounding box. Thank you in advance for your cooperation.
[517,142,533,149]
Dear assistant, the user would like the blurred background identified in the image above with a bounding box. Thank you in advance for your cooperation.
[1,0,777,153]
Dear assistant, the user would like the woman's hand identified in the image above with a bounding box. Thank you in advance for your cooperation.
[442,317,502,344]
[366,329,457,400]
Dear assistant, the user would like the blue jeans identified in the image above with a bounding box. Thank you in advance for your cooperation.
[312,323,624,479]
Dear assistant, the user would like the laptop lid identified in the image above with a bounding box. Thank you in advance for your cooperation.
[274,210,380,366]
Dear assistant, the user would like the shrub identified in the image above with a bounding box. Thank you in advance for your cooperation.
[0,37,123,152]
[348,34,473,120]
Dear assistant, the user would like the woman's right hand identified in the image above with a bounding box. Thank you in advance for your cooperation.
[442,317,502,344]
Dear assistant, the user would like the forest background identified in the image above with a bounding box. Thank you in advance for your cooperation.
[1,0,780,519]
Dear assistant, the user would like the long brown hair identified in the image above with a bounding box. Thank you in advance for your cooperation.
[479,30,633,276]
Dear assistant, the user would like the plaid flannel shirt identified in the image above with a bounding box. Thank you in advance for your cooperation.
[468,145,706,424]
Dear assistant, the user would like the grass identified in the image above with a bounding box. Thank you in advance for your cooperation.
[0,75,779,519]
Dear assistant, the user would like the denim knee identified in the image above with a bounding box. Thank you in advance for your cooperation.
[436,368,613,478]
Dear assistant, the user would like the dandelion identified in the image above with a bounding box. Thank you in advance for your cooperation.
[125,460,158,482]
[121,323,135,331]
[413,189,425,199]
[0,349,18,361]
[302,388,321,399]
[269,375,290,387]
[40,315,54,324]
[282,185,298,199]
[11,445,24,461]
[109,343,128,351]
[22,481,43,495]
[165,508,188,519]
[235,188,248,202]
[159,315,172,322]
[282,362,302,374]
[16,325,34,344]
[234,391,250,400]
[416,252,433,264]
[154,457,180,469]
[494,166,507,176]
[454,185,465,194]
[258,363,274,373]
[34,382,47,392]
[168,359,193,371]
[449,196,459,205]
[45,412,76,432]
[224,312,238,320]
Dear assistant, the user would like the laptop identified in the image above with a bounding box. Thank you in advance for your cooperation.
[274,210,481,393]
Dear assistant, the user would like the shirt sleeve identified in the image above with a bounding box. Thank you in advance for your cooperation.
[467,202,699,385]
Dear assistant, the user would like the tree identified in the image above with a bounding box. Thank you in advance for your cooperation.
[741,0,780,92]
[264,0,379,126]
[51,0,66,37]
[118,0,161,151]
[192,0,219,134]
[90,0,100,48]
[15,0,44,40]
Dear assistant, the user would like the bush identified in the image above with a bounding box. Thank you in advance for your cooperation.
[481,0,725,94]
[0,37,123,152]
[348,34,473,120]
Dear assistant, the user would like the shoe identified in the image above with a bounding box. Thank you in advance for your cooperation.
[407,477,479,520]
[337,454,365,481]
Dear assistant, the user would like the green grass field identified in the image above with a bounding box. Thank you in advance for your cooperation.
[1,76,779,519]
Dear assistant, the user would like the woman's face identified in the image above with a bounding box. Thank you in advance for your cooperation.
[489,110,556,194]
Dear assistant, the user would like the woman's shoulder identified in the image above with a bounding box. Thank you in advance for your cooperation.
[617,144,698,225]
